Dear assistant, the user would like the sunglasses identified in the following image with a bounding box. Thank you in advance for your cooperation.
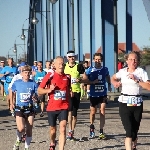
[68,56,75,58]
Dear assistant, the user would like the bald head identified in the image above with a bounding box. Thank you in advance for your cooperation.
[54,56,65,73]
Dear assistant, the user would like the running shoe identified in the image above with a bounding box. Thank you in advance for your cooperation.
[99,133,107,140]
[21,133,26,143]
[13,140,21,150]
[66,131,74,141]
[49,144,55,150]
[40,112,44,117]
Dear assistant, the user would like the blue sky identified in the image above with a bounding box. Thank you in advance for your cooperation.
[0,0,150,58]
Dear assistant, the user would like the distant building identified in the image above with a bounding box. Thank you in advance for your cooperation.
[84,43,140,61]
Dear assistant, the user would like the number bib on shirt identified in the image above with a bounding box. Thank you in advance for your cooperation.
[71,77,77,84]
[127,96,142,106]
[37,77,43,82]
[95,85,104,92]
[54,90,66,100]
[20,93,31,102]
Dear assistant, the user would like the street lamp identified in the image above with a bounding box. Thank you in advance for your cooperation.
[32,10,39,24]
[20,29,26,40]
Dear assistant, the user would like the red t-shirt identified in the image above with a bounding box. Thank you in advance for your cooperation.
[118,62,123,71]
[39,72,71,111]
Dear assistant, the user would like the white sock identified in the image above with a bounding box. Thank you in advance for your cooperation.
[25,136,32,148]
[16,130,23,141]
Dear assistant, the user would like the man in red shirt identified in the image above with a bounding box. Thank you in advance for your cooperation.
[38,56,72,150]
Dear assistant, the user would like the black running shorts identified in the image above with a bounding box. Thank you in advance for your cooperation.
[90,96,107,107]
[47,109,68,127]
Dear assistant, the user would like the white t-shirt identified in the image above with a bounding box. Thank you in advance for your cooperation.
[116,67,149,103]
[8,74,33,89]
[43,68,54,74]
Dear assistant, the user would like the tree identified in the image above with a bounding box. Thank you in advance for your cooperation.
[140,46,150,67]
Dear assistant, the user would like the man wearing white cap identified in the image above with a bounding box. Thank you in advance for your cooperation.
[0,60,5,100]
[64,50,85,140]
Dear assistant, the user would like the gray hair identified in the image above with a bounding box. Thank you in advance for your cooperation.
[54,56,64,63]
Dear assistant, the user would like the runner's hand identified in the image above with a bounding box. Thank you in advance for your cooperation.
[70,91,74,97]
[113,81,121,88]
[47,84,56,93]
[93,79,99,84]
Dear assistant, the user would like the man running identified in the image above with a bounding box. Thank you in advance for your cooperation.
[43,60,54,74]
[32,61,38,72]
[10,65,38,150]
[64,50,85,140]
[34,61,46,117]
[0,60,5,101]
[85,53,111,139]
[0,58,18,111]
[38,56,72,150]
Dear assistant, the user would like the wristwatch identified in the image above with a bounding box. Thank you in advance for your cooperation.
[136,79,141,83]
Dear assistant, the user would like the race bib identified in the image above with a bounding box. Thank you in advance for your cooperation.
[20,93,31,102]
[54,90,66,100]
[37,77,43,82]
[127,96,142,106]
[95,85,104,92]
[71,77,77,84]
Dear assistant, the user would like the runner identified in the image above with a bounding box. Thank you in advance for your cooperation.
[0,58,18,111]
[10,65,38,150]
[64,51,85,140]
[85,53,111,139]
[0,60,5,101]
[34,61,46,117]
[8,61,33,116]
[111,51,149,150]
[38,56,72,150]
[43,60,54,74]
[32,61,38,72]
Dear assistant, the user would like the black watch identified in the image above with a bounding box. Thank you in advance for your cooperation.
[136,79,141,83]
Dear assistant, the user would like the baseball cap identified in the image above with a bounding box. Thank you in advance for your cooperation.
[19,62,27,67]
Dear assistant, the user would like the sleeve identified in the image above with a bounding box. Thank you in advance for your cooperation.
[11,82,16,92]
[115,69,123,79]
[77,64,85,74]
[85,67,91,75]
[1,67,5,74]
[105,67,109,76]
[141,69,149,82]
[39,73,51,88]
[8,75,17,89]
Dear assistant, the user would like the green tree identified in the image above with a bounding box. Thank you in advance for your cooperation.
[140,46,150,67]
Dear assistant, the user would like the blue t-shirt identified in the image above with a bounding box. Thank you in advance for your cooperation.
[0,66,5,81]
[32,66,38,72]
[11,79,38,107]
[86,66,109,97]
[34,70,46,84]
[1,66,18,83]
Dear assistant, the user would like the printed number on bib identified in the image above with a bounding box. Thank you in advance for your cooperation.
[95,85,104,92]
[38,77,43,82]
[20,93,31,102]
[71,78,77,84]
[54,90,66,100]
[127,96,142,106]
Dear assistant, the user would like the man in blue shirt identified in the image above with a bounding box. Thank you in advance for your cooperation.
[0,60,5,100]
[32,61,38,72]
[0,58,18,110]
[85,53,111,139]
[34,61,46,117]
[10,65,38,150]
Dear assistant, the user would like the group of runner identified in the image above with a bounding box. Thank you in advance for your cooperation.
[0,51,150,150]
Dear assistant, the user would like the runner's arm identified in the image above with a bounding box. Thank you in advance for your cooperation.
[38,73,53,95]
